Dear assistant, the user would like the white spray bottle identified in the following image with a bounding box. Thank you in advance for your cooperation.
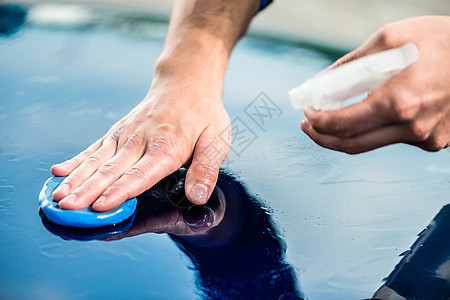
[288,43,419,110]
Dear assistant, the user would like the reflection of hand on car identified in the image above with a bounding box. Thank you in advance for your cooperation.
[103,169,226,240]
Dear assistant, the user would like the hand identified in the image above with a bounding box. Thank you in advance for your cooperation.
[301,16,450,154]
[48,0,261,211]
[51,65,231,211]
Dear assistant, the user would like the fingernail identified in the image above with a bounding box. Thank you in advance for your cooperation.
[300,119,308,130]
[95,196,106,206]
[59,194,77,206]
[54,183,69,196]
[189,183,209,204]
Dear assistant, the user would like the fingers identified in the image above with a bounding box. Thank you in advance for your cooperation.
[303,78,424,139]
[52,140,117,201]
[301,119,389,153]
[303,88,396,138]
[329,44,379,70]
[301,117,433,154]
[302,77,428,153]
[185,133,229,205]
[58,131,148,210]
[304,17,450,155]
[50,139,102,177]
[92,138,183,212]
[328,48,364,70]
[327,27,391,70]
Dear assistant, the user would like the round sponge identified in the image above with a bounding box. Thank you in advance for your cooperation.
[39,176,137,228]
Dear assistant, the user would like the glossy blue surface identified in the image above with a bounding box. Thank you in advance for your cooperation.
[0,3,449,300]
[39,176,137,228]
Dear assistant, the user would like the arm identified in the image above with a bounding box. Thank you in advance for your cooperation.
[301,16,450,154]
[51,0,260,211]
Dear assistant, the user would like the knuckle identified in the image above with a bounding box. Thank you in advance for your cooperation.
[328,121,351,137]
[192,163,218,183]
[148,135,177,158]
[97,163,120,177]
[157,123,177,134]
[389,91,423,121]
[109,129,123,143]
[200,142,227,165]
[407,122,430,142]
[123,130,145,151]
[425,144,442,152]
[313,115,351,137]
[75,182,94,195]
[124,166,146,179]
[103,185,131,203]
[377,24,397,47]
[421,137,445,152]
[339,140,361,155]
[67,171,82,184]
[85,155,102,166]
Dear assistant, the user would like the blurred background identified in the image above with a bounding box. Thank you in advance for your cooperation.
[7,0,450,50]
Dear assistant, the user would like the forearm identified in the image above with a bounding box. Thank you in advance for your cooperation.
[152,0,259,95]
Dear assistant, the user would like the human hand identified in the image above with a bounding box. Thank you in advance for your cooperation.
[50,62,231,211]
[48,0,260,211]
[301,16,450,154]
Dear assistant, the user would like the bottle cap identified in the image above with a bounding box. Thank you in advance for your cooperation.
[288,82,311,110]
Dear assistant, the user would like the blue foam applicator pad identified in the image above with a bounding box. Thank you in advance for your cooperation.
[39,176,137,228]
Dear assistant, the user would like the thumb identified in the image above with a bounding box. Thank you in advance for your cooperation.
[185,133,229,205]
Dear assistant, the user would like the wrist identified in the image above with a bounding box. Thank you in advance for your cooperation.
[154,29,229,82]
[145,32,229,104]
